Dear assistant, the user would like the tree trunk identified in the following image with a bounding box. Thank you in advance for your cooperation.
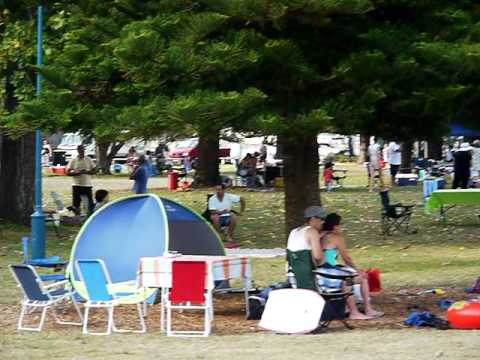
[0,60,35,224]
[401,140,413,172]
[95,141,124,174]
[0,133,35,224]
[194,130,220,187]
[96,142,110,174]
[427,139,442,160]
[282,133,321,234]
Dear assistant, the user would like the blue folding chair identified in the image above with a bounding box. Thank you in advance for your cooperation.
[75,259,147,335]
[9,264,83,331]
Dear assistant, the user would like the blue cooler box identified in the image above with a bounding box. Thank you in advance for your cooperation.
[396,174,418,186]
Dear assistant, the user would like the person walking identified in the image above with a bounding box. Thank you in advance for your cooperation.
[368,138,384,191]
[66,145,96,216]
[387,140,402,186]
[130,155,150,194]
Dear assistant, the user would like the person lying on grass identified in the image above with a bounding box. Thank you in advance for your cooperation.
[320,213,384,320]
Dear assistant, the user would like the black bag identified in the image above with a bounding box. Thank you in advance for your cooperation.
[247,296,266,320]
[320,298,347,322]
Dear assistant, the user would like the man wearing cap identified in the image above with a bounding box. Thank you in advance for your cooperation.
[286,206,326,290]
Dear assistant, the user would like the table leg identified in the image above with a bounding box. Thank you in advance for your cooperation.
[244,276,250,318]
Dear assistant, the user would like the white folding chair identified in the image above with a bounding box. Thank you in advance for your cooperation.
[9,264,82,331]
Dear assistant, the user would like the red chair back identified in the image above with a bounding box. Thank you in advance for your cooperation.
[171,261,207,303]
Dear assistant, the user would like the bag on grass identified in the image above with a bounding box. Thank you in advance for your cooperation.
[247,296,266,320]
[367,268,382,292]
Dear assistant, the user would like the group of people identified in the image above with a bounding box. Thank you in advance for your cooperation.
[366,138,402,191]
[66,145,149,217]
[287,205,384,320]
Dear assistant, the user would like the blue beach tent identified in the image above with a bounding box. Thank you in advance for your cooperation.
[67,194,224,299]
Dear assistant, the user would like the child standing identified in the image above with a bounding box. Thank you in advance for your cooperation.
[323,162,334,192]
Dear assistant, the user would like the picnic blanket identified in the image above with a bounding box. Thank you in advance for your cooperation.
[424,189,480,213]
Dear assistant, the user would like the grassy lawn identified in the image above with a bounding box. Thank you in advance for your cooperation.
[1,163,480,359]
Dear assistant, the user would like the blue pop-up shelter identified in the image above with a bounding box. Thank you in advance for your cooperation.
[450,122,480,137]
[67,194,224,299]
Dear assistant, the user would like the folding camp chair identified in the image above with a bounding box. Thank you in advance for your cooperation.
[9,264,82,331]
[380,190,415,235]
[286,251,354,329]
[75,259,147,335]
[333,169,348,188]
[165,260,213,337]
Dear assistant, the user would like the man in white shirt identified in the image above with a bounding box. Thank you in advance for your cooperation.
[367,138,384,191]
[387,140,402,185]
[286,205,326,290]
[208,183,246,248]
[67,145,96,215]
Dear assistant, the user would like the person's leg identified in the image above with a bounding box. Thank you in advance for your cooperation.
[359,274,383,317]
[452,174,459,189]
[72,186,81,214]
[368,165,374,192]
[227,214,237,241]
[378,169,385,189]
[346,295,373,320]
[210,214,222,233]
[84,187,94,216]
[390,165,398,186]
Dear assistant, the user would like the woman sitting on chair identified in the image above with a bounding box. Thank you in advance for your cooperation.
[320,213,384,320]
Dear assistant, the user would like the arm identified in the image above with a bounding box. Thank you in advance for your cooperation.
[335,235,356,269]
[66,160,78,176]
[306,228,324,265]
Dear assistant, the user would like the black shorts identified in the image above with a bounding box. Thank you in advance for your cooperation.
[390,164,400,176]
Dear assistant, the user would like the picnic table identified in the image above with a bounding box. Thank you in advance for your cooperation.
[424,189,480,221]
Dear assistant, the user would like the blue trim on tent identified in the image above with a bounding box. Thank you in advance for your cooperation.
[451,122,480,137]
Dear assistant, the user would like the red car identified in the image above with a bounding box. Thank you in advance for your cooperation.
[168,138,230,169]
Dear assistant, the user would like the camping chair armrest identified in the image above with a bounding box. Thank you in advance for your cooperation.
[43,279,69,290]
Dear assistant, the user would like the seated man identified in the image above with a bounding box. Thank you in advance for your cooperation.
[286,206,326,290]
[208,183,246,248]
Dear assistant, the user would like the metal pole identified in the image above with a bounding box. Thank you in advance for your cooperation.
[31,5,46,259]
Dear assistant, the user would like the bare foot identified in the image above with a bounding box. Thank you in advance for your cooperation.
[365,310,384,318]
[348,312,374,320]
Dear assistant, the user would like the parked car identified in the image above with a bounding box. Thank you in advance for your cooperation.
[168,138,231,170]
[55,132,95,163]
